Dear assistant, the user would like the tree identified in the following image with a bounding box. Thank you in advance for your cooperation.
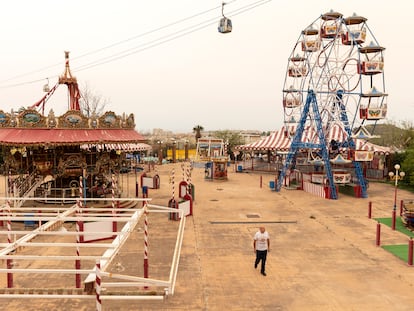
[367,121,414,150]
[213,130,245,160]
[401,149,414,186]
[79,82,109,117]
[193,125,204,141]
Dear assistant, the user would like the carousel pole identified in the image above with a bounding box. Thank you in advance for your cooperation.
[112,174,118,233]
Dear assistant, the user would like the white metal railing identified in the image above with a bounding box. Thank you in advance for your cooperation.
[0,197,184,304]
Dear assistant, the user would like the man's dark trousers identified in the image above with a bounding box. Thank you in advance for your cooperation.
[255,250,267,273]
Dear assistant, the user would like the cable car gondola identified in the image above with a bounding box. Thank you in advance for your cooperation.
[218,2,232,34]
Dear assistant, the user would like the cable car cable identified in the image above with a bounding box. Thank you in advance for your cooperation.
[0,0,271,89]
[0,0,239,86]
[74,0,271,73]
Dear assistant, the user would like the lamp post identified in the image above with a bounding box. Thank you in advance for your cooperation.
[184,139,189,161]
[389,164,405,230]
[157,141,163,165]
[172,139,177,163]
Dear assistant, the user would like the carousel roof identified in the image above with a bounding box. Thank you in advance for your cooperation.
[0,128,145,146]
[0,52,146,148]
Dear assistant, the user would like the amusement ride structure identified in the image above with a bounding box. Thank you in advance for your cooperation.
[276,11,387,199]
[0,51,149,201]
[0,53,187,307]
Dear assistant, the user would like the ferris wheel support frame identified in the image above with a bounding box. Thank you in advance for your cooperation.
[276,90,337,199]
[337,91,368,198]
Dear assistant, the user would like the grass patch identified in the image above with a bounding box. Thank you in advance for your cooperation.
[374,217,414,238]
[382,244,409,262]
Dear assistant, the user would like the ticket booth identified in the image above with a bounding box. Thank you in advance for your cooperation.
[205,157,228,181]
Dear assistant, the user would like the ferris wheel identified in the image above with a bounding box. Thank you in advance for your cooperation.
[276,10,387,199]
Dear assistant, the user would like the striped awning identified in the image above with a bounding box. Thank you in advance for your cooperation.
[81,143,151,152]
[236,125,391,155]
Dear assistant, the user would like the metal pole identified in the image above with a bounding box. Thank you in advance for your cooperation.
[96,260,102,311]
[76,176,83,288]
[368,201,372,219]
[392,183,397,231]
[135,168,139,198]
[143,205,149,288]
[408,238,414,266]
[376,222,381,246]
[112,174,117,233]
[6,200,13,288]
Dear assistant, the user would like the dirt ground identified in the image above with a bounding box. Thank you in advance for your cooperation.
[1,163,414,311]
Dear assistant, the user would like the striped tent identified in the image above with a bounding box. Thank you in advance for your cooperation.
[236,125,391,154]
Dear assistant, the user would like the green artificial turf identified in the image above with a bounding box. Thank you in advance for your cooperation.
[374,217,414,238]
[375,217,414,264]
[382,244,409,262]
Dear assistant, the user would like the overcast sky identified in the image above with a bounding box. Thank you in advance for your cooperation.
[0,0,413,133]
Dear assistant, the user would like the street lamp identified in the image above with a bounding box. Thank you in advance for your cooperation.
[157,141,163,165]
[184,139,189,161]
[389,164,405,230]
[172,139,177,163]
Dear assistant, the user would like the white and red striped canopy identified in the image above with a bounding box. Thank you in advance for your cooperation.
[236,125,391,154]
[81,143,151,152]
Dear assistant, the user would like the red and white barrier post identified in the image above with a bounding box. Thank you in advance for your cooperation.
[6,200,13,288]
[75,176,83,288]
[144,204,149,287]
[95,260,102,311]
[168,168,179,220]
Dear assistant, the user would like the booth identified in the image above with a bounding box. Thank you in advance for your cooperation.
[205,157,228,181]
[140,172,160,189]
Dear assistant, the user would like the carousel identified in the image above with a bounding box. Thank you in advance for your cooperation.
[0,52,149,202]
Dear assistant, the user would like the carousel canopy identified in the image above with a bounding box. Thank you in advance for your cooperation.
[80,143,151,152]
[236,125,392,155]
[0,128,145,146]
[0,52,146,148]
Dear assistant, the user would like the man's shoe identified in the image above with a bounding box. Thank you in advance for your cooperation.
[261,272,266,276]
[254,263,257,269]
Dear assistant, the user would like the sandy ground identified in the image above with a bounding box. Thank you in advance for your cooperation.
[1,163,414,311]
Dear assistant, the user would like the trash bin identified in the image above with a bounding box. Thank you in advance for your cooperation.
[269,181,275,189]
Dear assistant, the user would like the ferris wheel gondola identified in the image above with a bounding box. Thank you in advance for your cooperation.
[218,2,232,33]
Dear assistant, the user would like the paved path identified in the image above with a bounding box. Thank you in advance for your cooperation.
[2,163,414,310]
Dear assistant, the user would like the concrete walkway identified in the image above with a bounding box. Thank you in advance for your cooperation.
[2,163,414,310]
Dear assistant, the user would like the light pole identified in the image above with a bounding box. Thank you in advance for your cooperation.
[157,141,163,165]
[184,139,189,161]
[172,139,177,163]
[389,164,405,230]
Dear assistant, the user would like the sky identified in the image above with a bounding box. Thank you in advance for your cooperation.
[0,0,413,134]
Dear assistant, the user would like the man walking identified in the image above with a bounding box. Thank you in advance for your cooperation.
[253,226,270,276]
